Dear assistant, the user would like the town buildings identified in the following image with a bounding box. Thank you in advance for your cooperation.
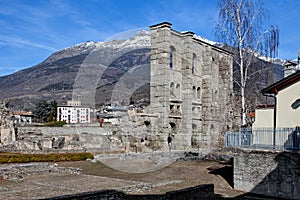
[57,100,90,124]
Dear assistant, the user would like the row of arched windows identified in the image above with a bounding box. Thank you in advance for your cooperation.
[192,86,201,99]
[169,46,198,75]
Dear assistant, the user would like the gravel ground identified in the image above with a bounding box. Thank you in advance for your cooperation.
[0,159,245,199]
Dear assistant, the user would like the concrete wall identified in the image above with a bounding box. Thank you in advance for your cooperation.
[234,149,300,199]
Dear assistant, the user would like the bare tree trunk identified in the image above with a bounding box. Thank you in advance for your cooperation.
[215,0,279,127]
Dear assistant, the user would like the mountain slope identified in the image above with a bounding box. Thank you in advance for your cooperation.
[0,30,284,111]
[0,31,151,110]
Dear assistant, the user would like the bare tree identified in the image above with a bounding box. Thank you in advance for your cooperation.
[215,0,279,126]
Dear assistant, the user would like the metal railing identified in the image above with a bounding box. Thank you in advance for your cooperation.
[225,127,300,150]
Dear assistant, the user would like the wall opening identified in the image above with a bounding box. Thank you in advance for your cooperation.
[170,46,176,69]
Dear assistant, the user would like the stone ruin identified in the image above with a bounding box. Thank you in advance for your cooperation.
[0,100,16,146]
[0,22,238,153]
[135,22,236,150]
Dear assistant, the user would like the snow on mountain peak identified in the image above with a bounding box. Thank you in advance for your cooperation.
[193,35,217,46]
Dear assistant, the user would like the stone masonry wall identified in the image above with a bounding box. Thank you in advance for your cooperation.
[234,149,300,199]
[0,22,236,153]
[13,126,124,152]
[148,22,234,150]
[11,124,167,153]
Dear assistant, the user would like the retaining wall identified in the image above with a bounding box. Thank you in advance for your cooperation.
[234,149,300,199]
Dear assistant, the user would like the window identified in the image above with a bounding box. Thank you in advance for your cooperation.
[170,46,176,69]
[170,82,175,97]
[192,53,196,74]
[193,86,196,99]
[197,87,201,99]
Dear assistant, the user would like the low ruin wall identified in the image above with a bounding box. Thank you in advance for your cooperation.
[4,125,171,153]
[234,149,300,199]
[13,126,136,152]
[0,163,81,181]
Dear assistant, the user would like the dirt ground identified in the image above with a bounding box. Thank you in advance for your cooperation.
[0,159,248,199]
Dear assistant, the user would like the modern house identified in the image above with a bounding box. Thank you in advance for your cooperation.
[248,61,300,148]
[57,100,90,124]
[253,61,300,129]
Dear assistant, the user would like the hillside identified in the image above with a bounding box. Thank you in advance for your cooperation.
[0,31,151,110]
[0,30,284,111]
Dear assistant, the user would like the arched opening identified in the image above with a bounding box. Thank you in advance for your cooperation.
[197,87,201,99]
[169,122,176,131]
[170,82,175,97]
[170,46,176,69]
[176,83,180,98]
[192,53,196,74]
[193,86,196,99]
[144,121,151,128]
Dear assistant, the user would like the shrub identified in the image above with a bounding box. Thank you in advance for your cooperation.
[44,121,66,127]
[0,152,94,163]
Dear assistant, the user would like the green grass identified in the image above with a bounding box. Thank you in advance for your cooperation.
[0,152,93,163]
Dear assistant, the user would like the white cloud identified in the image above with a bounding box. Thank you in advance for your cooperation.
[0,35,57,51]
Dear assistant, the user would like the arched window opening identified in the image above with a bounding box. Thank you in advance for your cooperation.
[197,87,201,99]
[170,82,175,97]
[176,83,180,98]
[169,122,176,129]
[170,46,176,69]
[192,124,197,130]
[144,121,151,128]
[170,82,174,89]
[193,86,196,99]
[192,53,196,74]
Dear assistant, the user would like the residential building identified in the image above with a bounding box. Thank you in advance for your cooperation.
[57,101,90,124]
[259,70,300,128]
[13,111,32,125]
[249,69,300,148]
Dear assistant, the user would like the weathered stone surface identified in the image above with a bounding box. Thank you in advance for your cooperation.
[0,100,16,145]
[234,149,300,199]
[0,22,237,153]
[0,163,81,181]
[147,22,235,151]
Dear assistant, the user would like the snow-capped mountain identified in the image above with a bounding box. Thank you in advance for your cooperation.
[0,30,151,110]
[0,30,285,110]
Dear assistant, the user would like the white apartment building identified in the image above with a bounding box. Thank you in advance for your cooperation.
[57,101,90,124]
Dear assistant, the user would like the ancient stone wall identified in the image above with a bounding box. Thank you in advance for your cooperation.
[0,22,236,153]
[0,100,16,145]
[0,163,81,181]
[148,22,234,150]
[234,149,300,199]
[14,126,124,152]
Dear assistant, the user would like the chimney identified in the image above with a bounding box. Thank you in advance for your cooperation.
[284,61,297,77]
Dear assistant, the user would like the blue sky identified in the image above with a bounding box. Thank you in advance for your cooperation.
[0,0,299,76]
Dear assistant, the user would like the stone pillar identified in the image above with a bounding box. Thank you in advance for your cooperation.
[149,22,173,150]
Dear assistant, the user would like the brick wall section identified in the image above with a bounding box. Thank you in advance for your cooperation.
[234,149,300,199]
